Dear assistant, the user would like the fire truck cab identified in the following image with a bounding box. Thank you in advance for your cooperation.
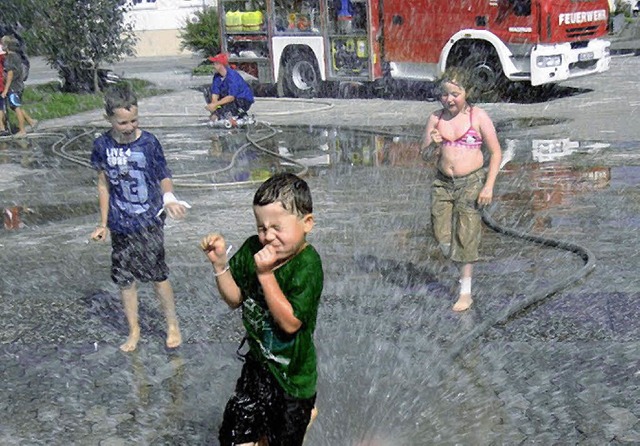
[218,0,611,98]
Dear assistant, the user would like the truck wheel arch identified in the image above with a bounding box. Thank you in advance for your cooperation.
[439,31,514,93]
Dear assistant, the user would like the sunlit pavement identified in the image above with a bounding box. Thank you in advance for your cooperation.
[1,54,640,444]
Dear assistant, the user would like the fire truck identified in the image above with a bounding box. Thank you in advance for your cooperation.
[218,0,611,98]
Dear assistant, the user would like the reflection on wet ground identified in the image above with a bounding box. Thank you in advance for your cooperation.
[2,123,640,444]
[3,122,638,231]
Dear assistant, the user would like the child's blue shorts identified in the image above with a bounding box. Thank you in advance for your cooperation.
[8,91,22,109]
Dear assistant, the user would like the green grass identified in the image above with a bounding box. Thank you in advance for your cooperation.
[192,62,215,76]
[9,79,171,124]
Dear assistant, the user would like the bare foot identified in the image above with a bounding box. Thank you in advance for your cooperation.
[14,131,27,138]
[30,120,39,130]
[120,327,141,352]
[166,323,182,349]
[453,294,473,312]
[307,406,319,432]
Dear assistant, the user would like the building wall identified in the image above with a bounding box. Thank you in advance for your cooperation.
[126,0,217,57]
[133,29,190,56]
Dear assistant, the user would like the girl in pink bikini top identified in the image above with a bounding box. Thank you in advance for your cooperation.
[436,107,483,149]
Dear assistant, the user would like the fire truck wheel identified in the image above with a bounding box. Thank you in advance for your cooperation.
[455,44,506,98]
[281,49,322,98]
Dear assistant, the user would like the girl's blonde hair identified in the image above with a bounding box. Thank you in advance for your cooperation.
[437,67,476,104]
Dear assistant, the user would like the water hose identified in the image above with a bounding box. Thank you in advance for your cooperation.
[48,119,308,189]
[171,121,308,189]
[48,95,333,185]
[446,207,596,360]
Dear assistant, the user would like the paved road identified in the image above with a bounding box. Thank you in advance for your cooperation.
[3,45,640,445]
[32,50,640,144]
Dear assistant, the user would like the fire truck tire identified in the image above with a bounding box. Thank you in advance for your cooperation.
[453,43,506,96]
[281,49,322,98]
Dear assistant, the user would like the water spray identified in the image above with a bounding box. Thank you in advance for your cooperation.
[44,99,597,366]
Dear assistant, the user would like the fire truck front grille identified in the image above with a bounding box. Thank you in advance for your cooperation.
[565,26,599,39]
[569,59,598,73]
[570,41,590,49]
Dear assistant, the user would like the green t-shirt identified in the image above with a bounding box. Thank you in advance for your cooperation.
[229,235,323,399]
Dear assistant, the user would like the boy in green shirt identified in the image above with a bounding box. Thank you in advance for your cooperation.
[201,173,323,446]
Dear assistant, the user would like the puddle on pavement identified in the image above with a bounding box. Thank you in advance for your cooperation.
[2,123,640,230]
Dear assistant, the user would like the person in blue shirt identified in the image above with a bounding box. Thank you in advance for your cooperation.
[205,53,255,123]
[90,83,190,352]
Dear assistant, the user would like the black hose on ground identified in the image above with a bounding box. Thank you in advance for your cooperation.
[447,207,596,360]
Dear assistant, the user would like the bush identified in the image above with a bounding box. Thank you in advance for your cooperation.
[180,6,220,58]
[193,59,221,76]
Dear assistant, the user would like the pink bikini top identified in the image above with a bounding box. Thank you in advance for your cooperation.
[436,107,483,149]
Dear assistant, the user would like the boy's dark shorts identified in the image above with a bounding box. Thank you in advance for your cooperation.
[0,96,5,110]
[219,355,316,446]
[110,224,169,287]
[7,91,22,109]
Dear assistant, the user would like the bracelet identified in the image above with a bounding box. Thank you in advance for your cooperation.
[213,265,230,277]
[163,192,177,206]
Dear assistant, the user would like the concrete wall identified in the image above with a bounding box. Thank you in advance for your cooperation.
[126,0,217,56]
[133,29,192,56]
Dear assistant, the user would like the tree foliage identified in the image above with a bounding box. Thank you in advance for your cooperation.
[0,0,36,52]
[26,0,137,93]
[179,6,220,58]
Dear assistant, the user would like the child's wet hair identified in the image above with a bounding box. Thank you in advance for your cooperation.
[104,83,138,117]
[253,173,313,217]
[435,67,476,104]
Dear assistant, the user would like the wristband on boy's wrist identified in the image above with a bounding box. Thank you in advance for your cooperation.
[157,192,192,217]
[213,265,230,277]
[163,192,177,206]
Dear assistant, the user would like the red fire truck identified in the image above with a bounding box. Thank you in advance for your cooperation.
[218,0,611,98]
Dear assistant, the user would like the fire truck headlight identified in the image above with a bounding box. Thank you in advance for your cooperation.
[536,55,562,68]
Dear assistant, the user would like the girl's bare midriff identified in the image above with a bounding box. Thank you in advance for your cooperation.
[438,144,484,177]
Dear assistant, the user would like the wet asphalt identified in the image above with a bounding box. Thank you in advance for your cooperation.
[2,37,640,444]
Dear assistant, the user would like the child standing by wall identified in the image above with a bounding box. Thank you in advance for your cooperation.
[201,173,323,446]
[422,68,502,312]
[90,84,189,352]
[0,35,37,137]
